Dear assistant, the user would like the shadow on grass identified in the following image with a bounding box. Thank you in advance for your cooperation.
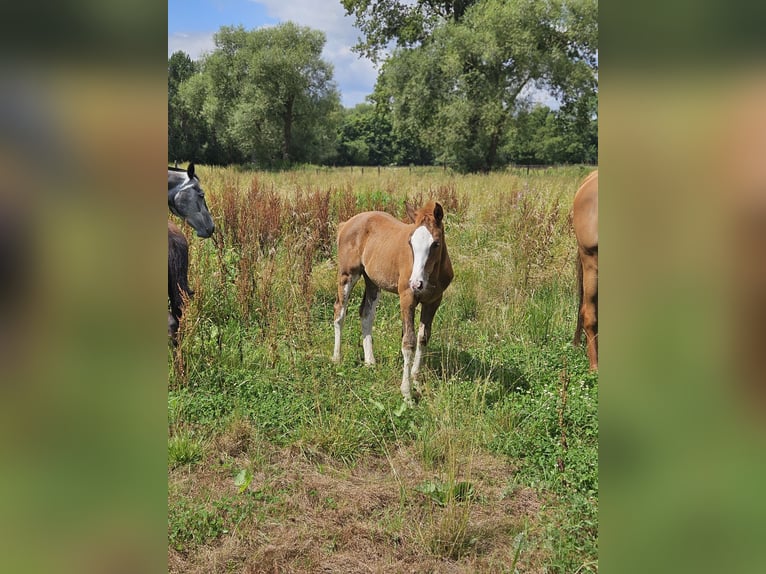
[427,345,530,405]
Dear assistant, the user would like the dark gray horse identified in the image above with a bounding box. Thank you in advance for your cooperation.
[168,163,214,238]
[168,163,214,344]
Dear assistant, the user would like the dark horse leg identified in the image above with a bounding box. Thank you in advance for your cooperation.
[168,223,192,345]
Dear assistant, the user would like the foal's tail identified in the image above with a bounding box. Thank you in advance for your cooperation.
[573,251,584,346]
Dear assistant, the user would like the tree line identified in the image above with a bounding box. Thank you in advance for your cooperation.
[169,0,597,172]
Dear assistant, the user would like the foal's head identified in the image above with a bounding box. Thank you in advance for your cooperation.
[406,201,445,293]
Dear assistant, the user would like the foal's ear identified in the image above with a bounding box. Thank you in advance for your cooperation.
[404,202,416,223]
[187,162,195,179]
[434,202,444,224]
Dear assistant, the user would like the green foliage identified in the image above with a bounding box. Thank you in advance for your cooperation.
[168,498,224,552]
[233,468,253,493]
[169,23,341,166]
[168,50,196,97]
[335,103,395,166]
[341,0,481,61]
[416,479,475,506]
[506,99,598,165]
[169,489,280,553]
[169,51,206,163]
[168,432,204,468]
[370,0,598,172]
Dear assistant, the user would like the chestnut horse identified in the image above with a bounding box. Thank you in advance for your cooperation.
[573,170,598,370]
[333,202,454,403]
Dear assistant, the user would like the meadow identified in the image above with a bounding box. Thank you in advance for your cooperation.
[168,165,598,573]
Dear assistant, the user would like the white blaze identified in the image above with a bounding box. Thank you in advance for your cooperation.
[409,225,434,290]
[180,175,197,192]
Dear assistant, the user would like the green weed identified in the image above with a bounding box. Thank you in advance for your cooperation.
[168,432,204,468]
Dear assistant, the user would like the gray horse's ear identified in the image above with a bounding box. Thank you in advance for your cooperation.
[187,163,195,179]
[404,202,416,223]
[434,202,444,224]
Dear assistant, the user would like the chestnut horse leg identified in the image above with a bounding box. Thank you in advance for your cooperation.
[399,292,417,403]
[360,274,380,365]
[580,249,598,370]
[333,269,360,363]
[573,253,584,346]
[410,297,442,396]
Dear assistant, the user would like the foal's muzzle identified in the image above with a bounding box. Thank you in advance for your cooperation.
[409,279,424,292]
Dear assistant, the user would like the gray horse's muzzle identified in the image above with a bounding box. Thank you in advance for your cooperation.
[187,213,215,238]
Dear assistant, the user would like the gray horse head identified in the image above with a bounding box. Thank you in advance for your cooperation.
[168,163,215,238]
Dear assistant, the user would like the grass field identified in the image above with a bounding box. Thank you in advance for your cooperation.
[168,165,598,573]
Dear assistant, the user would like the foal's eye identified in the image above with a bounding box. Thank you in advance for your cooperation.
[431,242,440,250]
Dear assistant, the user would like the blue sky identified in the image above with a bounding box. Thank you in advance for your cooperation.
[168,0,377,108]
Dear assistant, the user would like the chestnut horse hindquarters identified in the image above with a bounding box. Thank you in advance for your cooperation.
[573,171,599,370]
[333,202,453,403]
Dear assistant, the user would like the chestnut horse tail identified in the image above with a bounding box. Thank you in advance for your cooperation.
[573,251,584,346]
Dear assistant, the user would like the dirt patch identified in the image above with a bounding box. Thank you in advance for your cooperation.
[169,441,548,573]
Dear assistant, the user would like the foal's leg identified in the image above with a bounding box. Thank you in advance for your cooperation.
[333,269,360,363]
[581,251,598,370]
[360,274,380,365]
[399,293,417,403]
[411,297,442,395]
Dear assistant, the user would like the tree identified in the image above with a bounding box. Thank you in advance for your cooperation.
[335,103,397,166]
[174,23,341,167]
[555,91,598,164]
[168,51,199,163]
[370,0,597,171]
[503,98,597,165]
[175,72,239,165]
[341,0,481,61]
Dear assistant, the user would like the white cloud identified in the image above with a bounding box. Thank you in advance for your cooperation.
[168,32,216,60]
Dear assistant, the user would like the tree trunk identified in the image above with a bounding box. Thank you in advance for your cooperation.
[282,96,294,162]
[486,125,501,171]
